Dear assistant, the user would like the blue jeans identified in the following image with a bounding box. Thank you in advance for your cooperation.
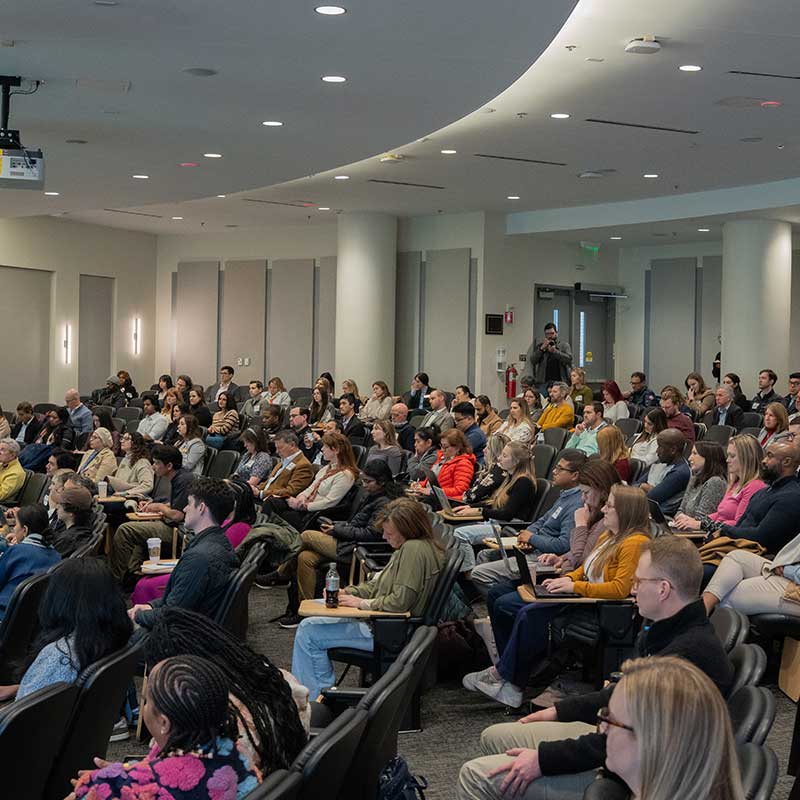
[454,522,495,572]
[291,616,374,699]
[205,434,225,450]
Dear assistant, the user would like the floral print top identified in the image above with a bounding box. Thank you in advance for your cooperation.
[73,737,260,800]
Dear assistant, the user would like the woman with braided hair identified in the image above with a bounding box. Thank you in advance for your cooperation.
[143,607,308,775]
[71,654,260,799]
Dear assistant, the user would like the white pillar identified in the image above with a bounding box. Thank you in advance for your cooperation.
[335,212,397,391]
[721,219,792,386]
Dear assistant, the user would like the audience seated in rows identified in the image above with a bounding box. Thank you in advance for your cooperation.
[155,374,173,406]
[291,498,443,699]
[52,484,96,557]
[10,401,43,445]
[160,386,184,420]
[785,371,800,415]
[92,408,120,455]
[406,371,432,411]
[463,434,509,508]
[723,371,751,412]
[309,385,335,425]
[288,407,321,462]
[458,537,734,800]
[138,395,169,441]
[622,371,658,408]
[241,379,266,423]
[264,376,291,410]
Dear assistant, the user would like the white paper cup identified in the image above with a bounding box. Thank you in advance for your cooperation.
[97,481,108,499]
[146,537,162,563]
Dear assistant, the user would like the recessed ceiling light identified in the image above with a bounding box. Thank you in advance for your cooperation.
[321,75,347,83]
[225,224,238,228]
[182,67,218,77]
[180,162,199,167]
[507,195,520,200]
[777,144,785,150]
[697,227,710,232]
[132,174,149,179]
[585,57,605,63]
[44,191,60,196]
[643,173,659,178]
[65,138,88,144]
[318,207,331,211]
[216,194,227,198]
[94,0,118,5]
[315,5,346,14]
[550,113,570,119]
[261,120,283,127]
[203,153,222,158]
[334,175,350,180]
[440,149,457,155]
[761,100,782,108]
[171,216,184,220]
[609,236,622,240]
[679,64,702,72]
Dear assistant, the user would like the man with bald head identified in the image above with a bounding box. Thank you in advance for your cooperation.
[64,388,93,434]
[636,429,690,515]
[390,402,416,451]
[715,439,800,553]
[419,389,454,433]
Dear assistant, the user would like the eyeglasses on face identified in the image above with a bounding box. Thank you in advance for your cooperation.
[552,464,577,473]
[597,707,634,733]
[631,575,671,590]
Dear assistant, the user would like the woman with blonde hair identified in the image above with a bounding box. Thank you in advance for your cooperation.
[160,386,183,418]
[360,380,393,422]
[603,656,744,800]
[495,398,535,444]
[569,367,593,409]
[291,498,443,698]
[264,377,291,409]
[451,441,538,573]
[597,424,631,482]
[464,432,509,505]
[463,485,651,707]
[340,378,362,412]
[758,401,788,449]
[364,418,405,475]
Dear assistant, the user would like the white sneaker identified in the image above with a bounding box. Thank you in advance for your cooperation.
[462,666,499,693]
[109,716,130,742]
[473,617,500,665]
[472,674,524,708]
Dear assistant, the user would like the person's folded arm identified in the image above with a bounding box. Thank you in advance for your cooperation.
[538,732,607,776]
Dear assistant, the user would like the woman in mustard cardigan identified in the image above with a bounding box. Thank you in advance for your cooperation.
[462,485,651,707]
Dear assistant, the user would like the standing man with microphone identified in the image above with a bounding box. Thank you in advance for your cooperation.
[526,322,573,395]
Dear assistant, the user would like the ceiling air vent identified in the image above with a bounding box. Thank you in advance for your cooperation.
[103,208,162,218]
[367,179,444,189]
[729,69,800,81]
[243,198,312,208]
[584,118,698,135]
[474,153,566,167]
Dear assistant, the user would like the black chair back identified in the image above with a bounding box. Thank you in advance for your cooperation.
[740,412,763,429]
[533,444,557,479]
[0,682,79,799]
[44,641,143,800]
[693,422,707,441]
[737,743,778,800]
[542,427,568,450]
[214,560,259,639]
[615,418,642,443]
[740,426,761,439]
[628,458,646,484]
[351,445,368,469]
[93,404,115,418]
[291,708,368,800]
[710,607,749,653]
[17,472,48,506]
[729,643,767,695]
[705,424,735,447]
[151,473,171,502]
[582,773,630,800]
[33,402,58,415]
[727,685,776,746]
[0,572,50,683]
[421,547,464,627]
[532,480,561,521]
[208,450,241,479]
[246,769,303,800]
[69,531,104,559]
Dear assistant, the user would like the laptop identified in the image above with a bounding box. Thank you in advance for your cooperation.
[532,583,581,599]
[512,546,558,586]
[648,498,668,526]
[420,466,440,488]
[434,485,482,520]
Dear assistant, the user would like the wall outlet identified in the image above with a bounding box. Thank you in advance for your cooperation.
[519,354,527,362]
[244,357,251,366]
[236,357,243,366]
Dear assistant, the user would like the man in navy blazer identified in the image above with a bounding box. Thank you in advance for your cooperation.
[703,386,745,432]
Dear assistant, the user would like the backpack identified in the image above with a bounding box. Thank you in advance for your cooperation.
[378,756,428,800]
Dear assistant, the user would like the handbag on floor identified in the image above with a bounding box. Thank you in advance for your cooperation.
[378,756,428,800]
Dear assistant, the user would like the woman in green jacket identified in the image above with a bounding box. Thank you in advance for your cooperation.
[291,498,443,699]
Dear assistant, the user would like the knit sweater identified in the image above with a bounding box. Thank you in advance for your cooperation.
[297,465,356,511]
[108,456,155,496]
[208,409,239,436]
[709,480,768,526]
[346,539,443,615]
[537,403,573,431]
[565,531,650,599]
[677,474,727,522]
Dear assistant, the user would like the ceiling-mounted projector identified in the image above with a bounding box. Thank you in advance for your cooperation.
[0,75,45,191]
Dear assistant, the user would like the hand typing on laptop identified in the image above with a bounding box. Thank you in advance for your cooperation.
[537,552,564,568]
[452,505,479,516]
[540,575,575,594]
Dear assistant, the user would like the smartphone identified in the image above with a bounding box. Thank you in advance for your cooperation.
[318,516,333,527]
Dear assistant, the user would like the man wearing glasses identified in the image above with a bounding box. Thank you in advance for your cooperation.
[457,536,733,800]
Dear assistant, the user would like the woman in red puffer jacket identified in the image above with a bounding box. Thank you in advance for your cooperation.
[414,428,477,500]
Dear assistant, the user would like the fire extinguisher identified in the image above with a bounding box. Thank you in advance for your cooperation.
[505,363,518,400]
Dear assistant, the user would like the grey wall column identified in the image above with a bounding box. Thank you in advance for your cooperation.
[336,212,397,390]
[721,220,792,385]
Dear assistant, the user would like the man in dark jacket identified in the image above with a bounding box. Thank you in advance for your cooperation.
[9,402,43,446]
[131,476,238,628]
[703,386,745,432]
[457,536,734,800]
[258,461,398,627]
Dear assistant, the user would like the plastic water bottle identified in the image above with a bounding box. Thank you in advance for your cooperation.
[325,563,340,608]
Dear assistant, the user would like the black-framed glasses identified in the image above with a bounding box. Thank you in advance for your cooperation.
[552,464,578,474]
[631,575,672,590]
[597,707,634,733]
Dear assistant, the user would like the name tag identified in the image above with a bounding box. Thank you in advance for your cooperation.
[287,463,296,471]
[550,505,563,519]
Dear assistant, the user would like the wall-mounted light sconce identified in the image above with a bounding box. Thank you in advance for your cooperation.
[63,324,72,365]
[132,317,141,356]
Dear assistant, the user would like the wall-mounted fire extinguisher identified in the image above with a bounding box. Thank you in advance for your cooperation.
[505,363,518,399]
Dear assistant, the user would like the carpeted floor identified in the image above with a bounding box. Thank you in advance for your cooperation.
[109,589,797,799]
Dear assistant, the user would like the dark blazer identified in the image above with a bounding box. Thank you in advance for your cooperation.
[341,415,366,442]
[404,388,432,412]
[10,416,44,445]
[703,404,745,431]
[204,382,240,403]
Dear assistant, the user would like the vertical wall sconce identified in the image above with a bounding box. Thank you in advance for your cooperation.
[133,317,141,355]
[63,324,72,365]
